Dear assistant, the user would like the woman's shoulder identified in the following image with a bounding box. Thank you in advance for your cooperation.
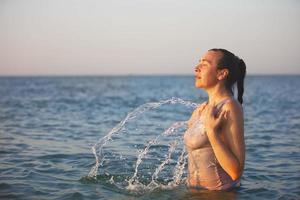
[222,98,243,116]
[196,101,208,111]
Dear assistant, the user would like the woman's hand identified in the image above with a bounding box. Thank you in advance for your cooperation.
[203,104,228,135]
[202,100,245,181]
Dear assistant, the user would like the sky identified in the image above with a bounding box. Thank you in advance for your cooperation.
[0,0,299,75]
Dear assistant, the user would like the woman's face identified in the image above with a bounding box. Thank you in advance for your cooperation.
[194,50,222,89]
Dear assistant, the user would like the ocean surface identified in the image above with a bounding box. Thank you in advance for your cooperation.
[0,75,299,200]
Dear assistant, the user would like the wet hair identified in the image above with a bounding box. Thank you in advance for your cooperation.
[209,48,246,104]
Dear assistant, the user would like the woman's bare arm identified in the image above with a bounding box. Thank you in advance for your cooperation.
[204,100,245,180]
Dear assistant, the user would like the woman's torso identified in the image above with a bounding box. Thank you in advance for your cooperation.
[183,97,241,190]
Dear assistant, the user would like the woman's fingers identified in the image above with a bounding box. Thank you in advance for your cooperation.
[204,104,228,133]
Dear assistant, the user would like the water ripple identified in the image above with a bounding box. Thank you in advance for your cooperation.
[1,76,300,199]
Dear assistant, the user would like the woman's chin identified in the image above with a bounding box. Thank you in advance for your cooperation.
[195,82,203,88]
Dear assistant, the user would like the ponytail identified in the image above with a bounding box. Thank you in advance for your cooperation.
[237,59,246,104]
[209,48,247,105]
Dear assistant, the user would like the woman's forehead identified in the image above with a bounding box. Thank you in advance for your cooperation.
[200,51,222,64]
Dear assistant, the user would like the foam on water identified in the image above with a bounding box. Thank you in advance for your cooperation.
[88,97,197,193]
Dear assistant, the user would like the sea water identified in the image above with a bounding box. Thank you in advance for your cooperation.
[87,97,195,194]
[0,75,299,200]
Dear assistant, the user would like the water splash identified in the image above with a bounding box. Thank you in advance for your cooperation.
[88,97,197,193]
[170,146,188,186]
[127,136,160,186]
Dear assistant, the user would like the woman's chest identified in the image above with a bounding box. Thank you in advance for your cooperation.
[184,118,210,149]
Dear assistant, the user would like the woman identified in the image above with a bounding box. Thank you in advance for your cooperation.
[184,48,246,190]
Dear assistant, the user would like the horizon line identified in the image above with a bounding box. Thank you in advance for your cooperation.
[0,73,299,77]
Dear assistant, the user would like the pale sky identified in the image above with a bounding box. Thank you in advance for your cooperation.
[0,0,299,75]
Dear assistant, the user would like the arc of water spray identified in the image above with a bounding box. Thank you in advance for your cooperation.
[88,102,162,178]
[127,121,187,183]
[170,146,188,186]
[127,135,160,186]
[148,140,179,188]
[126,121,188,192]
[88,97,197,179]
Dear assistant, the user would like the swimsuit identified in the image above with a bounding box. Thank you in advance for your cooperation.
[184,97,241,190]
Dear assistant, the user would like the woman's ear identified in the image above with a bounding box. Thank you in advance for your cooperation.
[217,68,229,81]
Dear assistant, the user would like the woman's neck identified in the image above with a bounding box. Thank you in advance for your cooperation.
[206,84,232,105]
